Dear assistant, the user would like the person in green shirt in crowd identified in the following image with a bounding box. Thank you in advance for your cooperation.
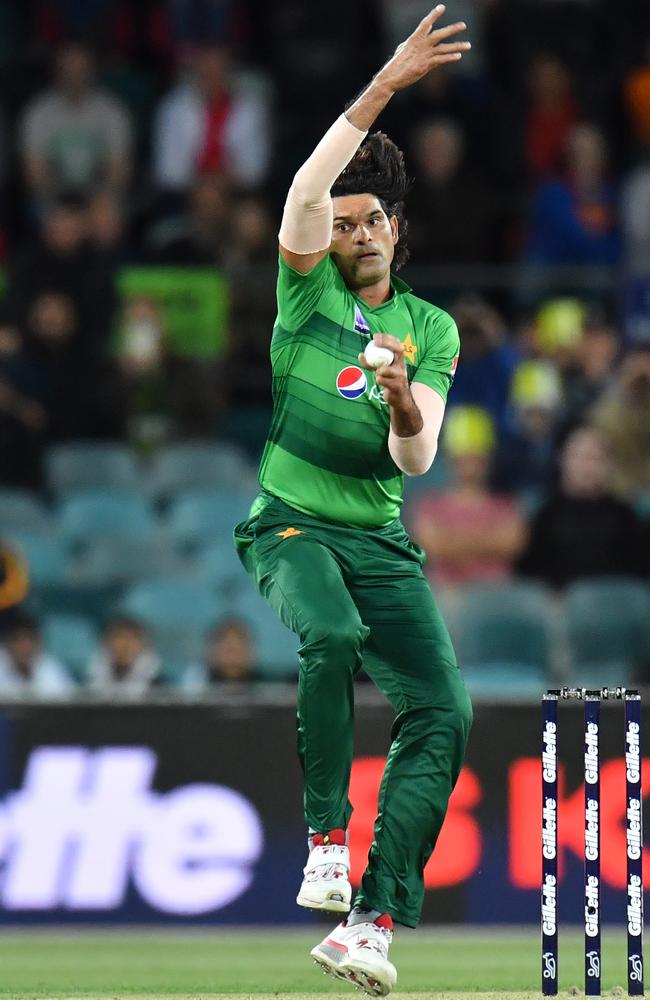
[235,7,472,994]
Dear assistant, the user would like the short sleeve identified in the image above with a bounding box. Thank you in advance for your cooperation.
[411,314,460,404]
[276,253,336,332]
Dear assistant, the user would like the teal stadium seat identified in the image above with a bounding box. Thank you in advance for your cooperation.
[46,442,141,498]
[233,589,299,679]
[10,532,70,586]
[565,577,650,685]
[120,577,220,681]
[120,577,218,630]
[43,614,97,681]
[450,581,555,696]
[72,536,185,586]
[0,490,52,533]
[148,442,256,501]
[194,542,249,596]
[59,491,157,547]
[168,490,254,550]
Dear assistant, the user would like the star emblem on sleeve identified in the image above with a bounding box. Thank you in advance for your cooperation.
[403,334,418,363]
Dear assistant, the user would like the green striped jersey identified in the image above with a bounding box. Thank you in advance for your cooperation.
[256,254,460,528]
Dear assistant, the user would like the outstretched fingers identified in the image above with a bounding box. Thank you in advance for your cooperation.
[433,41,472,55]
[430,21,468,44]
[416,4,447,35]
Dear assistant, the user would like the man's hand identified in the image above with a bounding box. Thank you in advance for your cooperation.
[377,5,470,94]
[345,6,470,139]
[359,333,409,408]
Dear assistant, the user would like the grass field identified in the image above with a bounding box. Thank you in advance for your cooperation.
[0,927,635,999]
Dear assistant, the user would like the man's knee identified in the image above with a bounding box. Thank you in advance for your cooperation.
[300,617,368,671]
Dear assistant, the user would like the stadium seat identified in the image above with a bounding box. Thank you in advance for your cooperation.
[43,614,98,681]
[462,663,548,698]
[450,581,556,677]
[120,577,218,631]
[46,442,141,498]
[10,532,70,587]
[59,491,157,547]
[0,490,52,533]
[72,536,185,586]
[194,542,249,596]
[232,590,299,678]
[565,578,650,682]
[167,490,254,551]
[148,441,255,501]
[152,626,207,682]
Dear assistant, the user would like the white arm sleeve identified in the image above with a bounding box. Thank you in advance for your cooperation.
[388,383,446,477]
[278,114,367,254]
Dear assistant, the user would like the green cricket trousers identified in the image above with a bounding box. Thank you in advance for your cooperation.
[235,493,472,927]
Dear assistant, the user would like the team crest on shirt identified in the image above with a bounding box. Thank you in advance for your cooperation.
[336,366,367,399]
[353,305,370,336]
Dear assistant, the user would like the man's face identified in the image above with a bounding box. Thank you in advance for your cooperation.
[330,194,398,290]
[7,631,40,673]
[106,626,145,671]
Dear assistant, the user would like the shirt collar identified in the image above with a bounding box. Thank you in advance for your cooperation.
[353,273,412,313]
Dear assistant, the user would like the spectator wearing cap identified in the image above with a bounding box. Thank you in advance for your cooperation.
[518,426,648,589]
[0,613,74,698]
[181,617,258,693]
[86,617,161,698]
[20,41,132,206]
[411,406,526,594]
[590,347,650,500]
[152,45,271,196]
[493,360,563,495]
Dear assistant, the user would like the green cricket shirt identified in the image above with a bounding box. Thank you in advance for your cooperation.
[257,253,460,529]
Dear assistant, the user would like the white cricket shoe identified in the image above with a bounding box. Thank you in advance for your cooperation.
[296,834,351,912]
[311,916,397,996]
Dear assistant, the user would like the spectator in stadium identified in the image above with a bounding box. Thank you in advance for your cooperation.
[0,323,47,488]
[518,426,648,588]
[145,172,231,265]
[525,55,579,179]
[407,118,494,264]
[492,359,563,495]
[20,41,132,205]
[181,617,258,692]
[152,45,271,195]
[447,297,520,433]
[590,346,650,500]
[412,406,526,594]
[0,612,74,697]
[622,162,650,267]
[86,616,161,698]
[5,197,87,327]
[224,194,276,269]
[561,318,619,428]
[526,123,622,266]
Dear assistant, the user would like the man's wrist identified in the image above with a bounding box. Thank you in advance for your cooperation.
[390,391,424,437]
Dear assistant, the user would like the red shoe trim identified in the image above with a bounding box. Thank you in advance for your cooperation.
[325,938,348,953]
[374,913,393,930]
[312,828,347,847]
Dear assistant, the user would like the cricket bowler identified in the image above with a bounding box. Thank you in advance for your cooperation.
[235,7,473,994]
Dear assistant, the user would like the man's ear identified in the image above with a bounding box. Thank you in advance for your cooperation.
[390,215,399,246]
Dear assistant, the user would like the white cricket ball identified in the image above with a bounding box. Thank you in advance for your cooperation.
[364,341,394,369]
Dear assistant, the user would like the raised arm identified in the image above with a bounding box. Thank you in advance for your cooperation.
[279,4,470,274]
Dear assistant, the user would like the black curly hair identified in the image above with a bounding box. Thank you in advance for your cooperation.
[330,132,411,271]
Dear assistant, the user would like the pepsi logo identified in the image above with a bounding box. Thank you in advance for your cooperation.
[336,366,367,400]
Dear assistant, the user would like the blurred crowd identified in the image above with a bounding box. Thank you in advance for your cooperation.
[0,1,649,693]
